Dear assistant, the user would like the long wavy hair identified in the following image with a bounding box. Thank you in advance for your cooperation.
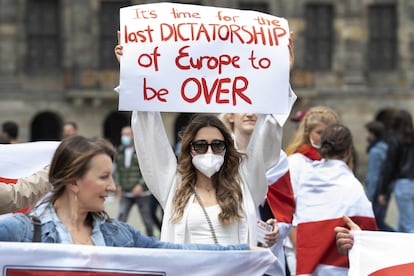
[40,136,116,225]
[286,106,340,155]
[391,109,414,144]
[171,114,244,224]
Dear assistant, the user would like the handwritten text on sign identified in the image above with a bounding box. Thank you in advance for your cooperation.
[119,3,290,114]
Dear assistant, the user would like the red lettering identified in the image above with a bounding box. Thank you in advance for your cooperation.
[124,25,154,43]
[215,78,230,104]
[180,77,251,106]
[201,78,219,104]
[175,46,240,74]
[232,76,250,105]
[143,78,168,102]
[181,78,201,103]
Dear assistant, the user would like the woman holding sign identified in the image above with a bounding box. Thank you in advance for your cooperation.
[115,30,294,248]
[131,112,281,247]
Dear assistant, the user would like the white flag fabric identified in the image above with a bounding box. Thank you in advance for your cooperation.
[265,150,295,275]
[0,141,60,179]
[0,242,276,275]
[294,160,377,275]
[349,230,414,276]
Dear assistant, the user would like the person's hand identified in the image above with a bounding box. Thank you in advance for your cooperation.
[132,184,143,196]
[263,218,279,247]
[114,30,123,63]
[288,31,294,71]
[378,194,388,206]
[334,216,361,255]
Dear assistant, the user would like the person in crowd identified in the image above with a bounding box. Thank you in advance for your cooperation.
[0,135,250,252]
[378,109,414,233]
[290,109,308,124]
[220,113,294,276]
[364,120,394,231]
[1,121,19,144]
[114,125,155,236]
[0,168,50,215]
[131,112,280,247]
[284,105,341,275]
[114,35,292,248]
[294,123,377,275]
[62,121,78,138]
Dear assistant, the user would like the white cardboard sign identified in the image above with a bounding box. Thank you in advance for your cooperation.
[119,2,290,114]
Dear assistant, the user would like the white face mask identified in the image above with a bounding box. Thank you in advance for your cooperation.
[192,153,224,178]
[309,136,321,149]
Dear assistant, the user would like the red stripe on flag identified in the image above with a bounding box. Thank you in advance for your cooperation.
[370,262,414,276]
[266,172,295,223]
[0,177,17,184]
[296,216,377,275]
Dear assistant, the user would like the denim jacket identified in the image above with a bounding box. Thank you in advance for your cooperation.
[0,212,248,251]
[365,140,388,201]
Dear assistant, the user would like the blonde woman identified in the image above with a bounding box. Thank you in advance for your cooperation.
[285,105,340,275]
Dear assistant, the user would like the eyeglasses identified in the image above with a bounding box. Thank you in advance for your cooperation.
[191,140,227,154]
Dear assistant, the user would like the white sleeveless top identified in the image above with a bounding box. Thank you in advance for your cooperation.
[185,203,248,245]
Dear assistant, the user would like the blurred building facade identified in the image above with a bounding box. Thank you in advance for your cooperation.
[0,0,412,177]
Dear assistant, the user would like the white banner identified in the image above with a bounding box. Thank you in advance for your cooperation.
[349,230,414,276]
[0,242,276,276]
[119,2,290,114]
[0,141,59,179]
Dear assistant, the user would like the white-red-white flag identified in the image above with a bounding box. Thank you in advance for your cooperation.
[349,230,414,276]
[0,241,276,275]
[0,142,59,213]
[294,160,377,275]
[265,150,295,275]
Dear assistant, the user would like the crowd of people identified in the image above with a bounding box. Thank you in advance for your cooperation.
[1,24,414,276]
[3,105,412,275]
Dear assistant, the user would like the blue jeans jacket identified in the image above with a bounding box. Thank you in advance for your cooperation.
[0,213,248,250]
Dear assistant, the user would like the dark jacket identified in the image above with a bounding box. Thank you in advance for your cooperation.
[380,135,414,195]
[114,145,147,192]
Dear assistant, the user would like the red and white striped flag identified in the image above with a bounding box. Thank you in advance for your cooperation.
[0,141,60,213]
[294,160,377,275]
[349,230,414,276]
[265,150,295,275]
[266,150,295,224]
[0,242,277,276]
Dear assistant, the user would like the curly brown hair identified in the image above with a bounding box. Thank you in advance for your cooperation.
[171,114,245,224]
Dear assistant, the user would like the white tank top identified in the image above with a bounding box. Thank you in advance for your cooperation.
[186,203,248,245]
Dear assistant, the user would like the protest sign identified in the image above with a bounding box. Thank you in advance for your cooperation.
[119,2,290,114]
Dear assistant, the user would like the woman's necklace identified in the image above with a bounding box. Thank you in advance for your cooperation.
[194,188,219,244]
[196,183,215,197]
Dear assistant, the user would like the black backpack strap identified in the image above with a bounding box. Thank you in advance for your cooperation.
[28,216,42,242]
